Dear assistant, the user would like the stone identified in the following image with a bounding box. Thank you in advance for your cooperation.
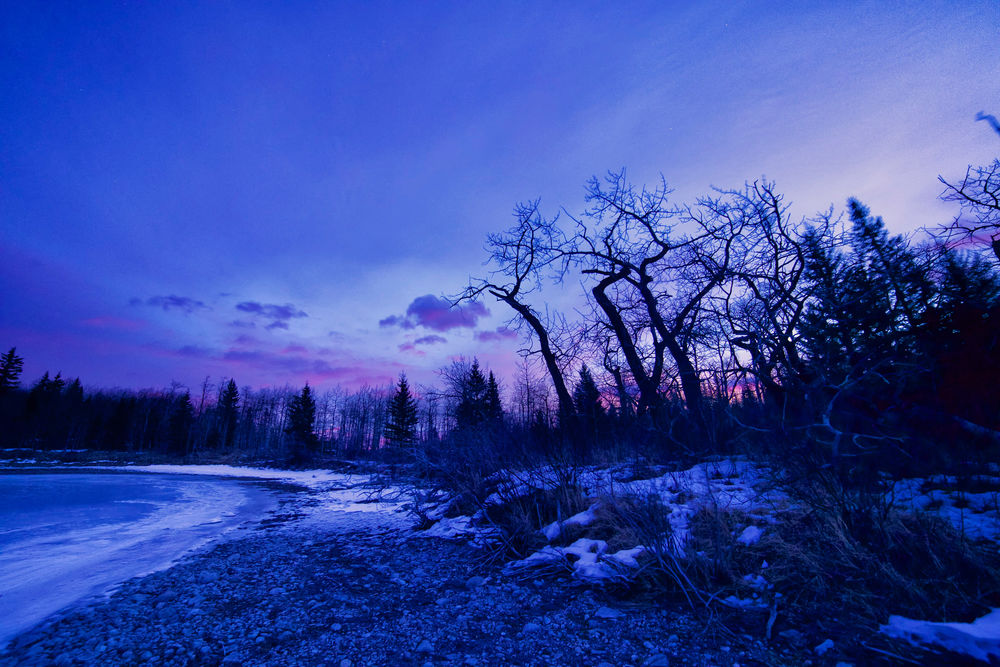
[594,606,624,619]
[465,576,486,589]
[416,639,434,654]
[644,655,670,666]
[523,622,542,633]
[814,639,834,655]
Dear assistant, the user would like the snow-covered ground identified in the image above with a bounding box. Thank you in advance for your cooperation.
[417,458,1000,660]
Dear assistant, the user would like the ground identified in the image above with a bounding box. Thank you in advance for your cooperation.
[0,461,986,666]
[0,487,826,667]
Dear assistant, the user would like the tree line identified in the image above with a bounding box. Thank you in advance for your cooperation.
[1,152,997,477]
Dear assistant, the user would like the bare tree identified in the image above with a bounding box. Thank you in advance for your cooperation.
[939,159,1000,263]
[459,201,575,417]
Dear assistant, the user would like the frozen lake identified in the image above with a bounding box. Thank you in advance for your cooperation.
[0,471,280,647]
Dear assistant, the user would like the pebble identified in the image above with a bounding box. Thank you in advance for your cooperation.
[595,606,624,619]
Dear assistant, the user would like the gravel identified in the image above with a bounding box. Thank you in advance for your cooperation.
[0,503,833,666]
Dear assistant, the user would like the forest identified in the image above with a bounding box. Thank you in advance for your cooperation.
[3,156,1000,651]
[2,159,998,479]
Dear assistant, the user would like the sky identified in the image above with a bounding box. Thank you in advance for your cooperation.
[1,1,998,393]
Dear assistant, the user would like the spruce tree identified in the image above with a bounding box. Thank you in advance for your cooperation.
[218,379,239,448]
[286,383,318,451]
[168,392,194,455]
[0,348,24,393]
[456,359,488,430]
[485,372,504,424]
[573,365,603,420]
[385,373,419,447]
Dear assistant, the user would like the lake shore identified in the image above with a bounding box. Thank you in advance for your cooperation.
[0,502,812,667]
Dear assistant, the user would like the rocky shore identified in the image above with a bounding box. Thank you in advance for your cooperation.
[0,486,891,666]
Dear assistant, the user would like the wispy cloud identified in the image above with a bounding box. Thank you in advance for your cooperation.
[236,301,308,320]
[235,300,308,331]
[132,295,209,314]
[475,327,519,343]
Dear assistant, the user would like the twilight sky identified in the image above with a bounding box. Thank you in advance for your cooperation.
[2,1,998,392]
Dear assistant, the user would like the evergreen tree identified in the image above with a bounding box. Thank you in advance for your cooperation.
[485,372,504,424]
[573,365,604,421]
[218,379,239,448]
[286,383,318,451]
[456,359,488,430]
[65,378,84,404]
[0,348,24,393]
[168,392,194,455]
[49,372,66,395]
[385,373,419,447]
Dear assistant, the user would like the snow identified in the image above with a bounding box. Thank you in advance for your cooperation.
[85,464,356,490]
[542,503,601,542]
[881,608,1000,663]
[891,476,1000,541]
[495,459,784,583]
[737,525,763,546]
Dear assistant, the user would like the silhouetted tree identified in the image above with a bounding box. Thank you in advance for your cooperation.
[385,373,419,447]
[0,348,24,393]
[168,392,194,455]
[485,372,504,424]
[456,359,489,430]
[286,383,318,452]
[218,379,239,448]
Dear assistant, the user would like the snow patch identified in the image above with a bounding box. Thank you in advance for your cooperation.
[881,608,1000,663]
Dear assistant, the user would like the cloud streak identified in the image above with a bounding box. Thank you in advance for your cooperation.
[475,327,519,343]
[132,295,209,314]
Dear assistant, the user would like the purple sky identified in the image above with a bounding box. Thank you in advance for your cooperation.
[2,2,998,392]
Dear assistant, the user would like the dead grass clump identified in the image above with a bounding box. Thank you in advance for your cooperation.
[754,504,1000,625]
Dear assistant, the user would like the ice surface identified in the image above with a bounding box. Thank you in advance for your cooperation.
[0,473,278,648]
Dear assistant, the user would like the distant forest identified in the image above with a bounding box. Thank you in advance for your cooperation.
[2,158,999,478]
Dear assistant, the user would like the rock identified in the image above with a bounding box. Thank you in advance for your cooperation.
[778,629,804,643]
[594,606,624,619]
[644,654,670,666]
[222,655,242,667]
[269,587,286,595]
[339,660,352,667]
[814,639,834,655]
[416,639,434,654]
[197,571,220,583]
[465,576,486,589]
[522,623,542,633]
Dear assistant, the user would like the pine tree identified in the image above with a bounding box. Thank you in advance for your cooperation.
[385,373,419,447]
[168,392,194,455]
[456,359,488,430]
[485,372,504,424]
[0,347,24,393]
[573,365,604,420]
[286,383,318,451]
[218,379,239,448]
[65,378,84,404]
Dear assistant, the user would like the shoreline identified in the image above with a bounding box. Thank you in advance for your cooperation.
[0,507,809,667]
[0,470,298,649]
